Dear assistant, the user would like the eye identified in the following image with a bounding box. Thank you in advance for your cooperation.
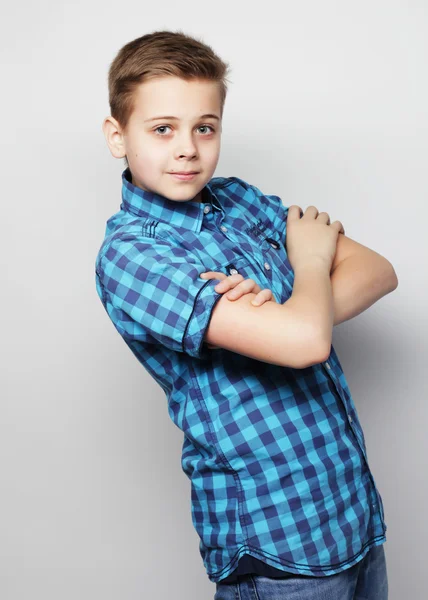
[197,125,215,134]
[154,125,171,135]
[153,124,216,136]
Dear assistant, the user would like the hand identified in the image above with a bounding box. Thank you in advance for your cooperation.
[286,205,345,272]
[200,271,277,349]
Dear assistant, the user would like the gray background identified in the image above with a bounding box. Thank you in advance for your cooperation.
[1,1,427,599]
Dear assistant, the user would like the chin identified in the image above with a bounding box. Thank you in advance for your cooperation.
[166,185,202,200]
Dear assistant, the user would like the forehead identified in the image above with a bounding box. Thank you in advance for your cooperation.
[132,76,221,116]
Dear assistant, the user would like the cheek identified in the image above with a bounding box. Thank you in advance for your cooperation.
[203,138,220,160]
[131,142,165,170]
[207,140,220,161]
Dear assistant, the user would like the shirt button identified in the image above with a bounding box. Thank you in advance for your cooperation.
[221,225,227,232]
[203,205,211,214]
[229,268,238,275]
[264,262,271,270]
[348,414,353,424]
[325,362,331,369]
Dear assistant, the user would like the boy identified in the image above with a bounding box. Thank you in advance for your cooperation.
[95,30,397,598]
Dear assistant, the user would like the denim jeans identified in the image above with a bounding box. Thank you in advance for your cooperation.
[214,543,388,600]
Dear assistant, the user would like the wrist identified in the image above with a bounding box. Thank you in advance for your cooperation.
[294,257,331,274]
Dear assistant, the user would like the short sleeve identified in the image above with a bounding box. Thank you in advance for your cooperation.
[97,236,222,360]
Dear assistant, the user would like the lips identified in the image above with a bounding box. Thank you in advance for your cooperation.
[169,172,199,181]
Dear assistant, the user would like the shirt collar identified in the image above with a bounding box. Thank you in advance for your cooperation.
[120,167,224,234]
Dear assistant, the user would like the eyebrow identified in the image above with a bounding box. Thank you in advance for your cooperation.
[144,113,220,123]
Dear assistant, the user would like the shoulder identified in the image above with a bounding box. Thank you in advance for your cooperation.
[209,175,284,205]
[208,176,267,210]
[96,226,207,291]
[95,220,171,279]
[208,175,252,193]
[210,175,288,229]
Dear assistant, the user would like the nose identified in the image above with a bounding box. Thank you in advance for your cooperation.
[175,132,198,160]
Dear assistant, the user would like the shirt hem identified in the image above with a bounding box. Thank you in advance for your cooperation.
[208,533,387,583]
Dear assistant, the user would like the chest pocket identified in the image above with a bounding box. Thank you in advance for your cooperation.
[240,219,295,304]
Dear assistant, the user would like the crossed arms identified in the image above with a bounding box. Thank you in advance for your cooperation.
[203,233,398,367]
[329,233,398,326]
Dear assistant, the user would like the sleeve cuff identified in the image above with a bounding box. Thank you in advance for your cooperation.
[182,278,223,359]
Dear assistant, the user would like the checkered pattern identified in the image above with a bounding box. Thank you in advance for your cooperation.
[94,168,387,583]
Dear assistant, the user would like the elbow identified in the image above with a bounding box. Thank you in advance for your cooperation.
[311,323,332,365]
[316,342,332,365]
[294,334,331,369]
[383,260,399,290]
[305,342,331,368]
[390,266,399,290]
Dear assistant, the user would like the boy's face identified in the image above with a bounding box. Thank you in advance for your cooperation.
[103,76,222,203]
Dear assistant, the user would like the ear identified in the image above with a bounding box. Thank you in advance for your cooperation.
[102,116,127,159]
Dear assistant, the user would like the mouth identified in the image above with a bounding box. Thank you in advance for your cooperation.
[169,172,199,181]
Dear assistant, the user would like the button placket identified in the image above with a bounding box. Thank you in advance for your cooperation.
[265,237,281,250]
[324,361,361,446]
[261,235,294,300]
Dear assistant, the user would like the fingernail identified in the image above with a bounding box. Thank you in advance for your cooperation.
[200,273,206,278]
[251,300,261,306]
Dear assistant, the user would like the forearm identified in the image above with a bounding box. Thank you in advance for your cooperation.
[287,260,334,352]
[330,254,398,326]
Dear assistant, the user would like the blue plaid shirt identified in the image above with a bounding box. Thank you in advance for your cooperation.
[94,167,387,583]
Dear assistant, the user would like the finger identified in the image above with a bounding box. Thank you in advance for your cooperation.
[287,205,303,221]
[317,211,330,225]
[331,220,345,235]
[200,271,227,280]
[304,206,320,218]
[251,289,274,306]
[214,274,244,292]
[224,279,260,299]
[226,282,262,298]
